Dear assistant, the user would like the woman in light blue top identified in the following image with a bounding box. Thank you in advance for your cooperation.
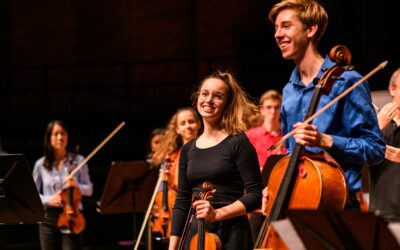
[33,120,93,250]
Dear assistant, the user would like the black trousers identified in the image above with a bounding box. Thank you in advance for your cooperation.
[39,207,83,250]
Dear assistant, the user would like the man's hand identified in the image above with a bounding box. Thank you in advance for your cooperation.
[385,145,400,163]
[293,123,333,149]
[377,102,400,130]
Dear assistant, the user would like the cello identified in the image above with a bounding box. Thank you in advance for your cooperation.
[254,45,353,249]
[189,182,221,250]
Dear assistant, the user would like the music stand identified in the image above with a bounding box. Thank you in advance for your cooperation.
[261,154,286,186]
[0,154,44,224]
[98,161,158,248]
[279,210,400,250]
[98,161,158,214]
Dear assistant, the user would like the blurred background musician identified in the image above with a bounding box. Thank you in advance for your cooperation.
[32,120,93,250]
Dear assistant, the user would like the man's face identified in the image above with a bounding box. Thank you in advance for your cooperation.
[390,76,400,107]
[261,98,281,124]
[274,9,312,62]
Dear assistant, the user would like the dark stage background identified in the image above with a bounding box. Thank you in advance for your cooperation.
[0,0,398,249]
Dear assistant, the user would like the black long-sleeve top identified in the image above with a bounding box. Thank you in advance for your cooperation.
[171,133,263,236]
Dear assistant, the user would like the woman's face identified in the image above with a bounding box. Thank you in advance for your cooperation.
[197,78,228,123]
[150,134,162,153]
[50,123,68,151]
[176,110,201,144]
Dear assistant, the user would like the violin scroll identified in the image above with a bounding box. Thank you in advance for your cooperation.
[199,182,216,201]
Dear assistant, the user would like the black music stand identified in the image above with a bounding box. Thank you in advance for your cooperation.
[98,161,158,214]
[261,154,286,186]
[0,154,44,224]
[98,161,158,248]
[278,210,400,250]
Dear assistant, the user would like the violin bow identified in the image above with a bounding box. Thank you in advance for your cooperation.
[269,60,388,151]
[63,121,126,183]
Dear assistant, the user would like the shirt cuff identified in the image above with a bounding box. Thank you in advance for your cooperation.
[328,134,348,156]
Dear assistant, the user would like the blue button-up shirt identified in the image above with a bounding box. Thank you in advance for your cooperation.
[281,56,385,194]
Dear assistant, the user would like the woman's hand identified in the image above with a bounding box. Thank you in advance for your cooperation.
[261,186,269,215]
[192,200,218,222]
[48,192,62,207]
[65,177,78,188]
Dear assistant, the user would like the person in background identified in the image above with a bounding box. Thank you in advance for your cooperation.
[150,107,202,248]
[261,0,385,215]
[33,120,93,250]
[168,71,263,250]
[146,128,165,163]
[369,67,400,222]
[246,89,286,169]
[245,89,286,242]
[151,107,202,190]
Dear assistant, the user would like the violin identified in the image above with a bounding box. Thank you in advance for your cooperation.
[151,159,177,239]
[57,122,125,235]
[254,45,353,249]
[57,178,86,234]
[189,182,221,250]
[57,148,86,235]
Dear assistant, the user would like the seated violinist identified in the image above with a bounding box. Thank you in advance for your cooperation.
[33,120,93,250]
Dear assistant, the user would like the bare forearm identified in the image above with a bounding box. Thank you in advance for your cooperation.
[215,200,247,221]
[168,235,180,250]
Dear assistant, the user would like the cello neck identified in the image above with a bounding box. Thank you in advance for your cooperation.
[255,82,327,248]
[271,82,325,220]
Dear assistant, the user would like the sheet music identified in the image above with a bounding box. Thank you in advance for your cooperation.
[388,223,400,246]
[272,218,307,250]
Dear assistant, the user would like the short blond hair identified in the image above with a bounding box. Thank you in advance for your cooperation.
[268,0,328,45]
[259,89,282,105]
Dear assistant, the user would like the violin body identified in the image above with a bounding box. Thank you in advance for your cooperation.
[151,187,177,238]
[189,230,222,250]
[57,186,86,234]
[258,155,347,249]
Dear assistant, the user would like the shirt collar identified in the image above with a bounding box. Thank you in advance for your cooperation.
[288,55,336,87]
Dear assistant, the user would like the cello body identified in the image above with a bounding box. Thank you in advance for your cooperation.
[265,155,347,214]
[258,156,347,249]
